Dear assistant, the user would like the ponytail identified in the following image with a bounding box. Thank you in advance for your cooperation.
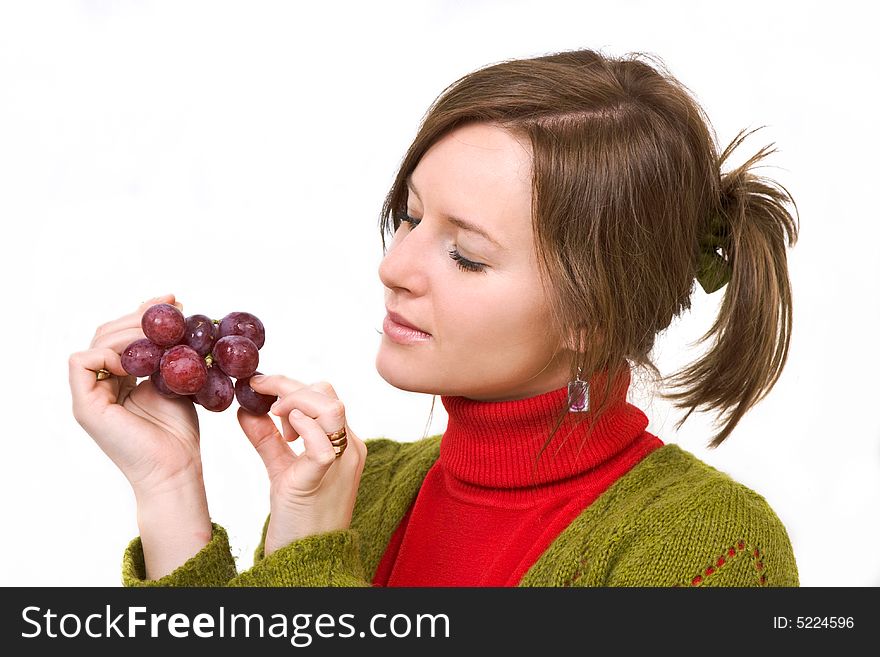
[663,126,800,447]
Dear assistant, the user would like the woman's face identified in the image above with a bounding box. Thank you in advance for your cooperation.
[376,122,572,401]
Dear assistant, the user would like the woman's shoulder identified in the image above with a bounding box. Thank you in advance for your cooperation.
[620,444,798,583]
[524,443,799,587]
[624,443,789,520]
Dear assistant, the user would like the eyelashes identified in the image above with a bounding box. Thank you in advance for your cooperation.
[447,247,486,273]
[396,213,488,274]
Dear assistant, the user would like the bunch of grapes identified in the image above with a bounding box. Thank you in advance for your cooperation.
[121,303,276,414]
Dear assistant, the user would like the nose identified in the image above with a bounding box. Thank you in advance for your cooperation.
[378,225,427,295]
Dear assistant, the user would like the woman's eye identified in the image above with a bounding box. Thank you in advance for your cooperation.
[447,248,487,273]
[399,213,420,228]
[395,212,488,274]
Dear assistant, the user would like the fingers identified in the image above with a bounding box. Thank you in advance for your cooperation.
[68,347,128,421]
[137,294,178,313]
[72,295,179,428]
[248,376,338,401]
[237,405,337,490]
[90,294,178,348]
[69,347,127,390]
[250,375,342,438]
[309,381,339,400]
[92,327,149,353]
[269,388,347,437]
[247,374,309,398]
[236,409,295,480]
[286,409,341,488]
[249,375,343,431]
[267,384,353,474]
[239,376,352,489]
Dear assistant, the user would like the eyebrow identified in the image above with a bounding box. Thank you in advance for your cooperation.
[405,175,506,251]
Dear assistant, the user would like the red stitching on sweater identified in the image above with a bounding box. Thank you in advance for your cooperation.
[572,541,769,586]
[687,540,767,587]
[570,555,591,586]
[751,547,767,583]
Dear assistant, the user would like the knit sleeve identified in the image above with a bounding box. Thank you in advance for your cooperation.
[229,528,371,587]
[679,483,799,588]
[122,523,238,587]
[606,478,800,588]
[120,436,440,587]
[121,521,372,587]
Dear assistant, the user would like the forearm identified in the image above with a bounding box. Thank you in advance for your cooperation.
[135,478,212,581]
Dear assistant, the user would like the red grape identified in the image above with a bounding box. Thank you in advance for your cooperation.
[150,370,182,399]
[235,373,277,415]
[123,303,271,417]
[142,303,186,346]
[120,338,163,377]
[218,312,265,349]
[212,335,259,379]
[195,367,234,412]
[159,345,208,394]
[183,314,216,357]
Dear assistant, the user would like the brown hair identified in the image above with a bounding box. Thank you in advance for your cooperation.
[379,48,798,451]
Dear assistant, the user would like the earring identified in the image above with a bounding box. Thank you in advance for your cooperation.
[568,366,590,412]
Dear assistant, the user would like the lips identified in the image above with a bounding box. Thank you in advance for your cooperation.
[385,308,430,335]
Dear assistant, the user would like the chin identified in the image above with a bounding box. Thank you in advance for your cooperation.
[375,350,414,390]
[376,370,428,394]
[375,352,443,395]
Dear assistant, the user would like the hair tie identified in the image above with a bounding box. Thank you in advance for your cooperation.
[695,212,732,294]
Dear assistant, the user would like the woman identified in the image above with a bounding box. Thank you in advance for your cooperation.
[69,48,799,586]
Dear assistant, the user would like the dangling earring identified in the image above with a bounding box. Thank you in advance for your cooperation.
[568,366,590,412]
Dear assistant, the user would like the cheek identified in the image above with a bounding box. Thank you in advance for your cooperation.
[439,282,548,346]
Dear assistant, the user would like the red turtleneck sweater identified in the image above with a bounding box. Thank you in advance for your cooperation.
[371,370,663,586]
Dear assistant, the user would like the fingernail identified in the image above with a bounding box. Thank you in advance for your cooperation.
[270,400,279,411]
[291,409,304,419]
[251,375,263,383]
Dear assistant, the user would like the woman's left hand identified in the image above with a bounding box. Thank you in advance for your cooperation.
[236,375,368,557]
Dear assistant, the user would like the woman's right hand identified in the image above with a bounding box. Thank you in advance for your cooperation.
[69,294,212,580]
[68,294,203,496]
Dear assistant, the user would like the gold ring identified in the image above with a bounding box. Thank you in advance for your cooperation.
[326,427,346,441]
[327,427,347,458]
[96,369,112,381]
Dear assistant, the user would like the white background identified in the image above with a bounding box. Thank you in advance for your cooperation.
[1,0,877,587]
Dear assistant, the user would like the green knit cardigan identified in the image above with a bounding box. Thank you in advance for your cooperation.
[122,436,799,587]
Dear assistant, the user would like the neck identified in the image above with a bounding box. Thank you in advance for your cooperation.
[438,368,651,508]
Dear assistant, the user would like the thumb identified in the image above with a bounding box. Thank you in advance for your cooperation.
[237,408,295,479]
